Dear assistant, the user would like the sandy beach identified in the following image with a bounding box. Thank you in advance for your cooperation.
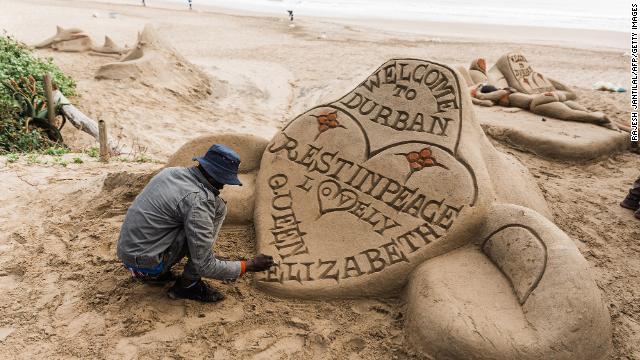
[0,0,637,358]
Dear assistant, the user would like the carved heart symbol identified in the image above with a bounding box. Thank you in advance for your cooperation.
[317,179,358,216]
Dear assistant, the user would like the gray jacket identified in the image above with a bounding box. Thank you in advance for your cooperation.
[117,167,241,279]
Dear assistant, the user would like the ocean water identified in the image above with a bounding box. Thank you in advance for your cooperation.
[172,0,628,32]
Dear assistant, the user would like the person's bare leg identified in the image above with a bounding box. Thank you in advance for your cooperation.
[565,101,628,131]
[471,98,494,107]
[565,101,631,132]
[564,100,587,111]
[532,101,618,130]
[507,93,533,110]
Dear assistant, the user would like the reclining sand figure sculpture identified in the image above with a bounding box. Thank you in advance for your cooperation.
[95,24,211,99]
[252,59,611,359]
[459,53,621,131]
[34,26,127,54]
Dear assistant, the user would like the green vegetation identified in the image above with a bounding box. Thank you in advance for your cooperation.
[0,101,57,153]
[26,153,41,165]
[43,146,70,156]
[86,147,99,158]
[115,153,156,163]
[52,156,68,167]
[72,156,83,164]
[134,153,153,163]
[0,34,76,154]
[6,153,18,163]
[0,35,75,105]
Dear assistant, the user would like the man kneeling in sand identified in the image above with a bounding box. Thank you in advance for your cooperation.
[117,144,274,302]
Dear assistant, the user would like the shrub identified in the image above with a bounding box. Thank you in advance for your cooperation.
[0,34,76,153]
[0,102,56,153]
[0,34,76,106]
[43,146,70,156]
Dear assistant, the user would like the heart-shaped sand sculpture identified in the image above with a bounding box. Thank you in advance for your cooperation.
[255,58,611,359]
[256,59,482,295]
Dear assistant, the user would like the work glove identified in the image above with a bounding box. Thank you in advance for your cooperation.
[245,254,275,272]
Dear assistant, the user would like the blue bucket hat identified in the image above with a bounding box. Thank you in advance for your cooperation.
[193,144,242,186]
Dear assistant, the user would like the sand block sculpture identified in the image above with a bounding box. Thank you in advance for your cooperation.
[167,134,268,225]
[478,106,628,161]
[457,54,628,160]
[35,26,93,52]
[254,59,611,359]
[95,24,211,99]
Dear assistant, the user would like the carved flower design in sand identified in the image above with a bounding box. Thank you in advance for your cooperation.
[398,147,448,182]
[312,111,346,140]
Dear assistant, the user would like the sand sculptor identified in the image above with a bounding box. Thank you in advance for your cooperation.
[255,58,612,359]
[166,133,268,225]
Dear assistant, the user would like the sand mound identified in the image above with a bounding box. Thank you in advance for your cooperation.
[95,24,212,99]
[167,133,269,225]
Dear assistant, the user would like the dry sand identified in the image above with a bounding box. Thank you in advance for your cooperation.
[0,0,637,358]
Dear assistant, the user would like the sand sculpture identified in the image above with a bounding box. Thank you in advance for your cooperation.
[34,26,127,54]
[34,26,91,52]
[166,133,268,225]
[253,59,611,359]
[457,55,628,160]
[457,58,504,107]
[95,24,211,99]
[461,53,619,130]
[90,36,128,55]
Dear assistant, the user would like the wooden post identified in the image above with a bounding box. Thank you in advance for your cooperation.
[98,119,110,162]
[53,90,121,154]
[43,74,56,126]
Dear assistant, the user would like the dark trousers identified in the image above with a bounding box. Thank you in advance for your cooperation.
[630,176,640,197]
[161,229,200,280]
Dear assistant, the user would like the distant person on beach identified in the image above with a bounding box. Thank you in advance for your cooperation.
[287,10,294,21]
[188,0,192,10]
[620,175,640,220]
[117,144,275,303]
[142,0,146,6]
